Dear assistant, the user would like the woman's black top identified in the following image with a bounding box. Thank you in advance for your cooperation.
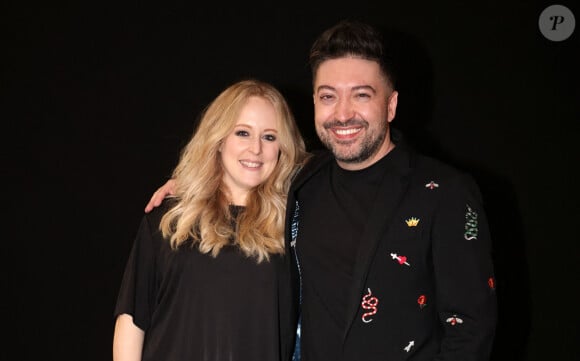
[115,203,284,361]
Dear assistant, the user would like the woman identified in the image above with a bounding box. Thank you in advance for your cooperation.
[113,79,308,361]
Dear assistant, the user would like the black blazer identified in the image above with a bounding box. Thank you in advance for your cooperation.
[285,137,497,360]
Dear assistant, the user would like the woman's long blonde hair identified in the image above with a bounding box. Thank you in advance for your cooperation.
[160,79,308,262]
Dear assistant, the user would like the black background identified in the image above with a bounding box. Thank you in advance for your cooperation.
[3,1,579,360]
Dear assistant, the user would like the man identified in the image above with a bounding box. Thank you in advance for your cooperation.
[146,20,497,361]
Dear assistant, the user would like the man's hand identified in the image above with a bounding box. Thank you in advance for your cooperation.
[144,179,176,213]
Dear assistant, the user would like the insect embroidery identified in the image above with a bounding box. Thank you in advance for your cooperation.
[446,315,463,326]
[425,181,439,189]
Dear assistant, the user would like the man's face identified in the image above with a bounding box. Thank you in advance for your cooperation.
[313,57,398,170]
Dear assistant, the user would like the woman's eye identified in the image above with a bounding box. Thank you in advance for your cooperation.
[263,134,277,142]
[235,130,249,137]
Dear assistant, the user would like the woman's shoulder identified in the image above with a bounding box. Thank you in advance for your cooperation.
[144,197,178,227]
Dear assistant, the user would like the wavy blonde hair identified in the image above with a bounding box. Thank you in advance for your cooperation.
[160,79,308,262]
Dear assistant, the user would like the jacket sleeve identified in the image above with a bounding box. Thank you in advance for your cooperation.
[431,173,497,361]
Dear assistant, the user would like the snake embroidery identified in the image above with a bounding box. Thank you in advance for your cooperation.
[361,288,379,323]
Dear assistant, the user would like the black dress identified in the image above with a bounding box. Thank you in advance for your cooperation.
[115,203,284,361]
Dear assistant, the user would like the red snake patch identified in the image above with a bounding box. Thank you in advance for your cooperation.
[361,288,379,323]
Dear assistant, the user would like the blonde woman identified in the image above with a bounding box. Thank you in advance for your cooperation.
[113,79,308,361]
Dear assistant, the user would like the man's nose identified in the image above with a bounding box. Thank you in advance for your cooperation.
[335,98,354,122]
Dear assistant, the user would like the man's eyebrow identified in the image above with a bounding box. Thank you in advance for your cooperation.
[352,85,376,94]
[315,85,335,93]
[315,85,377,93]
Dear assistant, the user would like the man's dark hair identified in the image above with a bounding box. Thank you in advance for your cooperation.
[309,19,396,89]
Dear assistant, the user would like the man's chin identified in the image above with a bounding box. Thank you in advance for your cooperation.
[333,150,366,164]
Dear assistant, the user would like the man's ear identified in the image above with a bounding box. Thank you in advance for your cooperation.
[387,91,398,123]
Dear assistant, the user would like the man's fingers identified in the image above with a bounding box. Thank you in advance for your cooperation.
[144,180,176,213]
[144,191,160,213]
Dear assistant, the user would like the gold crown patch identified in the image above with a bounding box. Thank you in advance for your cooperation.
[405,217,420,227]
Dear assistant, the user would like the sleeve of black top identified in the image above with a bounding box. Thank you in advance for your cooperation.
[113,214,158,331]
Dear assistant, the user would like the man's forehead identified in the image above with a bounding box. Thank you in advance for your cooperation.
[314,57,387,91]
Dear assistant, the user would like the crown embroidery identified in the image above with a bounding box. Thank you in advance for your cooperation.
[406,217,420,227]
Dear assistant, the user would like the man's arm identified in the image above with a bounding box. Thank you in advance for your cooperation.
[144,179,176,213]
[113,314,145,361]
[432,173,497,360]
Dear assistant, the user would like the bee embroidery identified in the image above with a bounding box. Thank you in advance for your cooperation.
[425,181,439,189]
[446,315,463,326]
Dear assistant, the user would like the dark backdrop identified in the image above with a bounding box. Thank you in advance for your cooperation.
[4,1,579,360]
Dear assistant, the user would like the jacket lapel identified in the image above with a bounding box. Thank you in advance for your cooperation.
[342,147,412,342]
[285,150,333,247]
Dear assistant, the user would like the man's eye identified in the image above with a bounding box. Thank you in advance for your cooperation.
[263,134,277,142]
[356,93,371,99]
[320,94,335,101]
[235,130,250,137]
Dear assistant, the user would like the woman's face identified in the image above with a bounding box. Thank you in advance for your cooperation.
[220,96,280,205]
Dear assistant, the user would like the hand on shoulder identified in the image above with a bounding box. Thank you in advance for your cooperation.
[144,179,176,213]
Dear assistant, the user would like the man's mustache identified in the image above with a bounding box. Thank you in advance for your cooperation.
[323,119,368,129]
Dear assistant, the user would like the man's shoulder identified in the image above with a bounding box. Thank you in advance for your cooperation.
[306,148,333,166]
[291,149,333,187]
[408,152,482,200]
[411,152,468,179]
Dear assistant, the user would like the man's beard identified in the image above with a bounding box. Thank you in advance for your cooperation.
[318,118,387,164]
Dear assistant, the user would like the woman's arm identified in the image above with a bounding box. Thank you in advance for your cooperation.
[113,314,145,361]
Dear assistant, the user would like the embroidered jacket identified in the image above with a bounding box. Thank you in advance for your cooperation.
[285,134,497,360]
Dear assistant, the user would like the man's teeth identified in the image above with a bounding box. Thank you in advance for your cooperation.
[335,128,361,135]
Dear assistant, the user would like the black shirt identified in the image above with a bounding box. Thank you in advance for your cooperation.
[115,204,283,361]
[296,150,396,360]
